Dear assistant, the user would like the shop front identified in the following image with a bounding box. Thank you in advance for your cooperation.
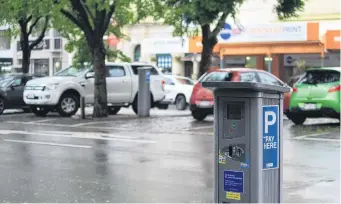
[141,37,189,75]
[216,22,324,82]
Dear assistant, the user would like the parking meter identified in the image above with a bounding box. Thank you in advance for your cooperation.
[138,67,151,117]
[202,82,290,203]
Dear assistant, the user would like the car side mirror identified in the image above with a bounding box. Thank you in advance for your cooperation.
[85,72,94,79]
[170,82,175,85]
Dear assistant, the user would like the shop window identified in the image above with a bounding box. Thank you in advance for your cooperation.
[133,45,141,62]
[156,54,172,73]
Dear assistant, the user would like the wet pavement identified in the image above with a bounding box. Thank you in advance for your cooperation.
[0,107,340,203]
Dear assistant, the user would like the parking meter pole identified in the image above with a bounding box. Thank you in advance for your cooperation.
[138,67,151,117]
[80,96,85,119]
[202,82,290,203]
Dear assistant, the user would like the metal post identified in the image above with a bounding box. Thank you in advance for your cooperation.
[80,96,85,119]
[268,60,272,73]
[138,67,151,117]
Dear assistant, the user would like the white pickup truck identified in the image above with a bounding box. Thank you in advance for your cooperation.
[23,62,166,117]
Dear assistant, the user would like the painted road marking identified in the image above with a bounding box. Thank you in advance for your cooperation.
[26,119,57,123]
[0,130,156,144]
[299,137,340,142]
[185,125,213,130]
[292,132,340,142]
[70,121,111,127]
[3,139,92,148]
[4,121,214,135]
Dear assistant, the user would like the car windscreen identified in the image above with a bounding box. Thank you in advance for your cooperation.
[54,67,89,77]
[0,76,14,88]
[201,72,232,82]
[298,70,340,85]
[175,78,194,85]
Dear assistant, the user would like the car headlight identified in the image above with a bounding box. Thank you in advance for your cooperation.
[44,83,59,91]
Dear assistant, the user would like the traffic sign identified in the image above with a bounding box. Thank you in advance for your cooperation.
[262,105,279,170]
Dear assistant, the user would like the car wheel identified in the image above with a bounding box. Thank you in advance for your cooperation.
[191,110,207,121]
[175,94,187,110]
[31,106,50,117]
[57,94,79,117]
[132,94,153,115]
[290,114,306,125]
[0,97,5,115]
[108,107,121,115]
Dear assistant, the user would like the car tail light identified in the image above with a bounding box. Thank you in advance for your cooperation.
[328,85,341,93]
[293,87,298,92]
[161,80,165,90]
[190,82,202,104]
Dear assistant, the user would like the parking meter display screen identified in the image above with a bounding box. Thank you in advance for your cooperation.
[226,104,242,120]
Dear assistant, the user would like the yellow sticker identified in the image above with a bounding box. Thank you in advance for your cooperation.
[218,153,226,164]
[226,192,241,200]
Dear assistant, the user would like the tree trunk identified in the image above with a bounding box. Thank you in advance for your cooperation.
[199,25,218,77]
[92,40,108,117]
[199,40,214,77]
[20,33,31,74]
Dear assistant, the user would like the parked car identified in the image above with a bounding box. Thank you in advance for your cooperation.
[161,75,194,110]
[283,74,304,117]
[0,73,42,115]
[23,62,166,117]
[289,67,340,125]
[189,68,290,121]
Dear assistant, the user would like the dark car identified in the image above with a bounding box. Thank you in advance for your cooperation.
[0,73,42,114]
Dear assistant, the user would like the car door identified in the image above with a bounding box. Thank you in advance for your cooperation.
[5,77,26,107]
[84,69,95,104]
[106,65,132,103]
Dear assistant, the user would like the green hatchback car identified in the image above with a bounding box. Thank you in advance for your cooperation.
[289,67,340,125]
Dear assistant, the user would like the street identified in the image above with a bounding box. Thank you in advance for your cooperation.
[0,107,339,203]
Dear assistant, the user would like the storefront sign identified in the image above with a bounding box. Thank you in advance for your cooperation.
[188,36,220,53]
[142,37,189,54]
[284,53,340,67]
[218,22,307,43]
[325,30,341,50]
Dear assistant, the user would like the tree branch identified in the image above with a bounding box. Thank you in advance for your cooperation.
[28,16,42,36]
[70,0,94,34]
[29,16,49,50]
[100,2,115,36]
[60,8,86,32]
[81,0,95,22]
[212,12,228,37]
[25,15,33,24]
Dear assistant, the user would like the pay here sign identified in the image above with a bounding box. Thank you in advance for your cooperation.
[262,105,279,170]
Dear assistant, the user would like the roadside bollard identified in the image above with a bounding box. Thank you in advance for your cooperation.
[138,67,151,117]
[202,81,290,203]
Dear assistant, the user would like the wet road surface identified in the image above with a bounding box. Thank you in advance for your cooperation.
[0,108,339,203]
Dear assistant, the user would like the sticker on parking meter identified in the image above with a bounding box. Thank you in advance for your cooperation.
[262,105,279,170]
[146,71,150,83]
[224,170,244,193]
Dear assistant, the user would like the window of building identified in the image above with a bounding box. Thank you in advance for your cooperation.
[32,59,49,76]
[156,54,172,73]
[0,30,10,50]
[54,38,62,49]
[53,58,62,73]
[133,45,141,62]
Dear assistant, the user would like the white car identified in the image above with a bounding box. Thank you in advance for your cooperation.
[23,62,165,117]
[161,75,194,110]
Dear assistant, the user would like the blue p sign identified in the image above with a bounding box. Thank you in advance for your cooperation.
[146,71,150,84]
[262,105,279,170]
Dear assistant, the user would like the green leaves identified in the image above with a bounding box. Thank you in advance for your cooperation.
[275,0,306,20]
